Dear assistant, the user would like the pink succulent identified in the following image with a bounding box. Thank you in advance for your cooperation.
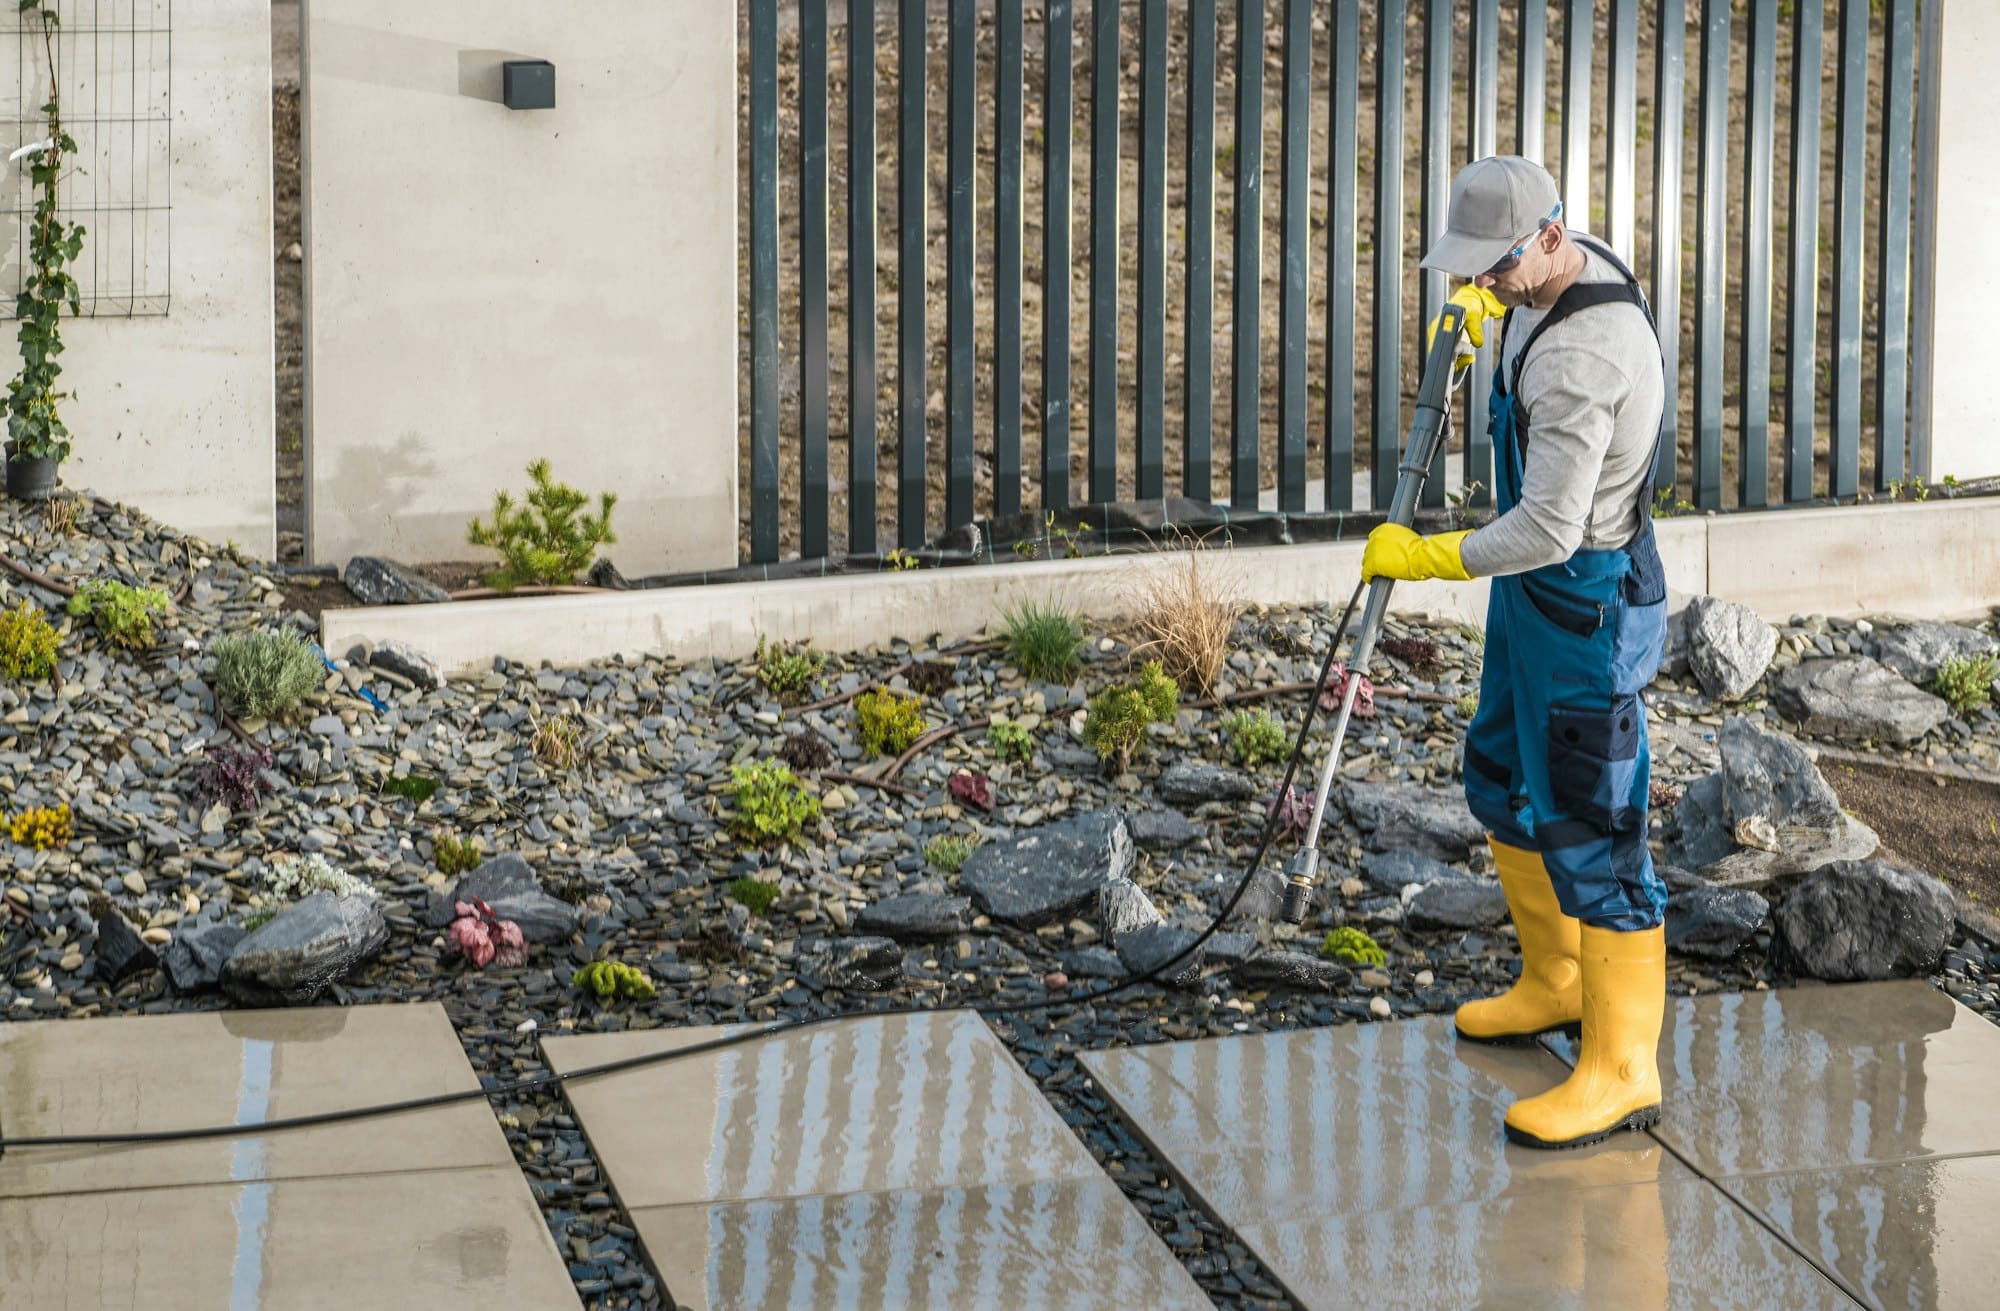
[448,897,527,969]
[948,769,996,812]
[1318,663,1376,720]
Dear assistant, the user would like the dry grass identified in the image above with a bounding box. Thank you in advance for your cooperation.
[40,494,77,537]
[530,710,588,773]
[1125,538,1242,699]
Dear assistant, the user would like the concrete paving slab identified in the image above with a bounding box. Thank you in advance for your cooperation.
[1079,1014,1692,1228]
[539,1010,1099,1210]
[0,1003,512,1200]
[545,1011,1208,1309]
[0,1165,580,1310]
[631,1175,1212,1311]
[1237,1174,1855,1310]
[1543,981,2000,1178]
[1725,1155,2000,1311]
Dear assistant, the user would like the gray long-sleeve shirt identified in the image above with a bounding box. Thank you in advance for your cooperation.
[1458,239,1665,579]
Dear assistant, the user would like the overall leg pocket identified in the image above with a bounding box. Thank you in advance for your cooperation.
[1547,695,1643,831]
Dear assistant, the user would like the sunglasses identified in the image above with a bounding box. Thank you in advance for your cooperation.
[1482,201,1563,277]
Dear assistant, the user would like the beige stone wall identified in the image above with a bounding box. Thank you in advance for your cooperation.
[302,0,737,570]
[8,0,275,552]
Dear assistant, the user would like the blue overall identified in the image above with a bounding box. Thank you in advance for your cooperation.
[1460,239,1669,931]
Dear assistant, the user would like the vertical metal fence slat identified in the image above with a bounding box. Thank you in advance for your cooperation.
[1518,0,1547,163]
[1650,0,1685,499]
[1466,0,1499,507]
[1783,0,1823,505]
[1277,0,1309,512]
[1138,0,1168,501]
[994,0,1023,520]
[1829,0,1867,500]
[1738,0,1775,509]
[1418,0,1451,510]
[1231,0,1263,510]
[1089,0,1119,504]
[1877,0,1916,490]
[1043,1,1074,512]
[799,0,830,559]
[848,0,879,553]
[1561,0,1593,226]
[1324,0,1359,512]
[1692,0,1728,510]
[749,0,780,564]
[897,0,927,548]
[946,0,975,530]
[1186,0,1216,503]
[1372,0,1406,510]
[1606,0,1637,261]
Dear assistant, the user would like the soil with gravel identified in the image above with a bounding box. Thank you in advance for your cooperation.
[1824,756,2000,915]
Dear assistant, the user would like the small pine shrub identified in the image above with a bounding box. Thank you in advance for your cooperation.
[195,744,274,813]
[434,830,484,876]
[985,718,1034,763]
[381,773,441,804]
[1932,653,1998,715]
[755,636,823,701]
[727,760,822,845]
[727,875,781,916]
[66,579,170,650]
[1321,927,1387,967]
[465,458,618,591]
[1083,661,1180,771]
[998,598,1085,684]
[266,852,375,900]
[0,600,58,680]
[778,729,833,773]
[8,802,71,850]
[573,960,656,1000]
[924,834,977,872]
[1221,708,1289,767]
[209,628,325,719]
[855,688,926,756]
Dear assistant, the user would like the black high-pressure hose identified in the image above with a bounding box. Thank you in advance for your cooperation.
[0,580,1375,1153]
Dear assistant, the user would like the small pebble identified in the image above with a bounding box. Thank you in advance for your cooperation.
[1369,997,1392,1019]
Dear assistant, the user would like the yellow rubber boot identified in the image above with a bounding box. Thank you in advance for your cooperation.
[1453,840,1582,1043]
[1504,924,1666,1150]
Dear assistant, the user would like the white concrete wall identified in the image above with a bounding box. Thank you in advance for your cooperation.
[302,0,737,573]
[1920,0,2000,483]
[3,1,274,552]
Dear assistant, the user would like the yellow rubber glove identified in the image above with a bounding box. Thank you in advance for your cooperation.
[1426,285,1507,366]
[1361,523,1475,583]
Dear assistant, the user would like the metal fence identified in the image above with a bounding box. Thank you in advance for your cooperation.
[742,0,1930,565]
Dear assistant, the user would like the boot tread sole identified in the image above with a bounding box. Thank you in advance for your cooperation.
[1503,1104,1661,1152]
[1453,1020,1582,1046]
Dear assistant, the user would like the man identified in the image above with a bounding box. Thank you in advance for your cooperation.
[1360,155,1669,1151]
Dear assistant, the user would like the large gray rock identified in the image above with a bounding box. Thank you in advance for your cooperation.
[1114,922,1206,987]
[1060,946,1128,980]
[1234,950,1350,991]
[1156,761,1257,806]
[92,910,157,985]
[1667,718,1877,884]
[854,893,974,941]
[162,920,247,992]
[1361,849,1469,896]
[801,936,904,991]
[1772,859,1956,981]
[1663,602,1694,679]
[1666,887,1768,959]
[1686,596,1778,701]
[1772,658,1950,746]
[1404,878,1510,931]
[368,639,443,691]
[342,556,452,606]
[960,808,1134,927]
[1341,781,1485,863]
[424,852,581,944]
[1128,809,1204,852]
[1874,620,1998,686]
[222,893,389,1005]
[1098,876,1165,938]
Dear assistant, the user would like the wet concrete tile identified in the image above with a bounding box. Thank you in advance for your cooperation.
[0,1165,580,1309]
[1543,981,2000,1178]
[1238,1175,1856,1311]
[540,1011,1098,1210]
[631,1175,1210,1311]
[1080,1013,1690,1229]
[1725,1154,2000,1311]
[0,1004,512,1200]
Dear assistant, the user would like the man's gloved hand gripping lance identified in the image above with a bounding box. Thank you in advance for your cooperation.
[1279,298,1477,924]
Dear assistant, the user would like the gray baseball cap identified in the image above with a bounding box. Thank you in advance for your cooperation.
[1420,155,1563,277]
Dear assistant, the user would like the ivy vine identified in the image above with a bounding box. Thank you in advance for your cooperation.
[7,0,85,466]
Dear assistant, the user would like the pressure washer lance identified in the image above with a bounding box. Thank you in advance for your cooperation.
[1280,302,1471,925]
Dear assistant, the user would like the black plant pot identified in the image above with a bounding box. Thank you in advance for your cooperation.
[4,442,58,501]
